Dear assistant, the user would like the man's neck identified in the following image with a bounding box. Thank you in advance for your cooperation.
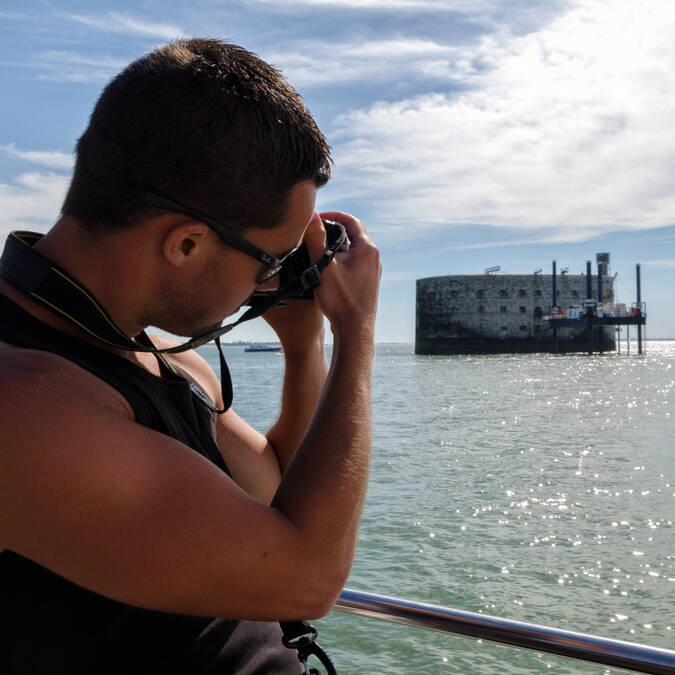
[2,217,156,355]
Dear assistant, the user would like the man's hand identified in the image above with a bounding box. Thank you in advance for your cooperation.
[270,210,379,602]
[262,209,380,345]
[258,209,380,484]
[261,212,326,355]
[307,210,381,337]
[260,213,330,476]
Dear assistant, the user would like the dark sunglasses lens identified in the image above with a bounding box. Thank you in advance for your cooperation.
[257,263,282,284]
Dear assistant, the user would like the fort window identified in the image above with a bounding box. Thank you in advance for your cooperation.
[500,306,507,313]
[499,289,508,297]
[477,305,485,314]
[519,306,526,313]
[451,290,458,298]
[450,306,458,314]
[518,289,527,297]
[476,289,484,299]
[519,325,527,331]
[534,306,543,319]
[534,289,542,297]
[571,290,579,297]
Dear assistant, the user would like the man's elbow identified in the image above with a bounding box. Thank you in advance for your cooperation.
[296,584,344,620]
[296,556,351,619]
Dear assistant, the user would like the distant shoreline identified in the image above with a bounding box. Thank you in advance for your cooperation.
[219,338,675,345]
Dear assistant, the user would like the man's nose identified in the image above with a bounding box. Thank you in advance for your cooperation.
[256,274,280,293]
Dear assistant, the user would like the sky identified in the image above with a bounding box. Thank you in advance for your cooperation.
[1,0,674,341]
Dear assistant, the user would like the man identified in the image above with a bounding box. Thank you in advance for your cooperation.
[0,39,380,673]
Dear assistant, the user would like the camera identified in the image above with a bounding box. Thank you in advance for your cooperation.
[249,219,348,305]
[277,219,348,299]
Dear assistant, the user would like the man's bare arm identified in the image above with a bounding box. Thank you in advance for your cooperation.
[263,302,329,473]
[159,328,328,506]
[0,352,337,620]
[182,216,334,504]
[271,211,379,576]
[0,212,379,621]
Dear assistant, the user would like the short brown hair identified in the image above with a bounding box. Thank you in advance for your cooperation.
[62,39,331,233]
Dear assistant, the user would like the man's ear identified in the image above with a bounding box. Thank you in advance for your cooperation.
[162,221,210,268]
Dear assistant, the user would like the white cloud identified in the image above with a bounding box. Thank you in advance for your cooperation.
[0,146,72,239]
[252,0,498,9]
[381,270,418,282]
[2,143,74,171]
[31,50,129,84]
[270,38,485,87]
[67,12,183,40]
[440,237,544,251]
[0,173,69,240]
[271,38,476,87]
[643,259,675,270]
[0,11,28,20]
[326,0,675,242]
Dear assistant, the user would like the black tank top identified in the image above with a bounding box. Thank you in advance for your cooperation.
[0,294,300,674]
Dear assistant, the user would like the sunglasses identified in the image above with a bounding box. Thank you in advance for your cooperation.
[143,193,300,284]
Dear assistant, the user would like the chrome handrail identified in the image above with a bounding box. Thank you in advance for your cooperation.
[335,589,675,674]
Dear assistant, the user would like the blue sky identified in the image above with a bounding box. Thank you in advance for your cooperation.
[1,0,674,341]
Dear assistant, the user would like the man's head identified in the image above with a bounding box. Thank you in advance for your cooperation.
[146,180,320,337]
[62,38,331,235]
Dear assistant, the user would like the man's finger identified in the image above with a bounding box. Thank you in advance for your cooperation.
[303,211,327,261]
[319,210,368,245]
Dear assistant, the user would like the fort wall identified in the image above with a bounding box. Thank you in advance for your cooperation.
[416,274,615,354]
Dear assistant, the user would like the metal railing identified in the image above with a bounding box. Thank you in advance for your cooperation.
[335,589,675,674]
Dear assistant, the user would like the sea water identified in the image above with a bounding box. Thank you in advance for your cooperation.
[199,341,674,673]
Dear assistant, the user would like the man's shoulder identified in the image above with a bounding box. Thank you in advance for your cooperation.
[0,343,83,383]
[150,334,222,407]
[0,345,133,419]
[149,334,212,373]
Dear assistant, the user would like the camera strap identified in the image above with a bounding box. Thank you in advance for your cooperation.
[280,620,337,675]
[0,229,342,672]
[0,231,340,412]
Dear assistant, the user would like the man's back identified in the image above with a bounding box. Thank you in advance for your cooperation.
[0,293,301,674]
[0,37,381,674]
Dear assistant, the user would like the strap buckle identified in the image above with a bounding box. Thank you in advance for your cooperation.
[281,621,337,675]
[300,264,322,291]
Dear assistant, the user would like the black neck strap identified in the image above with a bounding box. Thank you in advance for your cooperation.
[0,230,339,670]
[0,232,244,411]
[0,231,337,412]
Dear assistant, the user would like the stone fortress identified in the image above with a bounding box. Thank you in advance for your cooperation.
[416,258,617,355]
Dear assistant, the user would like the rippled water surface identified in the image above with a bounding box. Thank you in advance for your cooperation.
[203,342,675,673]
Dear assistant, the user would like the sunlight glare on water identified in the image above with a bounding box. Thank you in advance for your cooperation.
[203,341,675,674]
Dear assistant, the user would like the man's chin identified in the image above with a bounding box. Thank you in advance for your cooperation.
[153,320,221,340]
[191,321,224,338]
[154,303,245,339]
